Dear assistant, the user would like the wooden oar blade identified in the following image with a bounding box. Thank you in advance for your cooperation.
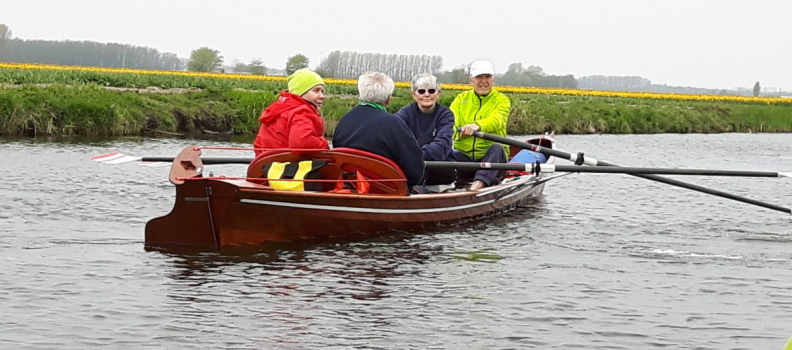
[90,151,142,165]
[93,151,252,166]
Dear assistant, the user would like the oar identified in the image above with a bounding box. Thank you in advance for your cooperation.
[91,151,252,165]
[94,151,792,178]
[471,131,792,214]
[142,157,251,164]
[425,161,792,178]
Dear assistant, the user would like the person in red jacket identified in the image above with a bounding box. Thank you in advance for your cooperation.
[253,68,329,156]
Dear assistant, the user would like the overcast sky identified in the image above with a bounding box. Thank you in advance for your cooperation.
[2,0,790,90]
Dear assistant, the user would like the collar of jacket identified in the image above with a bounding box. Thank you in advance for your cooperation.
[358,101,387,111]
[281,91,320,111]
[474,88,500,102]
[295,91,322,111]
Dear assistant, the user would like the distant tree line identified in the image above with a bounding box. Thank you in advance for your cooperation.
[578,74,783,97]
[231,58,266,75]
[0,39,182,70]
[578,75,652,90]
[433,62,577,88]
[0,24,181,70]
[498,63,577,88]
[316,50,443,82]
[435,66,469,84]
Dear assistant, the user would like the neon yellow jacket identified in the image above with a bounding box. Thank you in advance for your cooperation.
[450,89,511,159]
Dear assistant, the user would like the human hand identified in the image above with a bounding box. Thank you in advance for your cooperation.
[460,123,480,136]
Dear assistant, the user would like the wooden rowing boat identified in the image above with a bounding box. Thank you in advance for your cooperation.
[145,135,556,250]
[93,131,792,248]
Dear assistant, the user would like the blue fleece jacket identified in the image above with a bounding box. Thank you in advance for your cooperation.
[394,103,455,162]
[332,105,425,186]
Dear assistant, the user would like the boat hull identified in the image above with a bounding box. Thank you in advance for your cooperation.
[145,136,555,250]
[145,176,546,250]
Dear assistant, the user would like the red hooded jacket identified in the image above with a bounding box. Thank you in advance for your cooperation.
[253,91,329,156]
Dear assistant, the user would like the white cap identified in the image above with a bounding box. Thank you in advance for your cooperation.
[469,59,495,77]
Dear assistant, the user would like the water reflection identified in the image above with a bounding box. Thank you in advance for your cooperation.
[148,234,457,348]
[159,233,444,302]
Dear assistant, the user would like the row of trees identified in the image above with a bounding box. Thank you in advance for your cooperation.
[186,48,580,91]
[232,58,266,75]
[499,63,578,88]
[316,51,444,82]
[578,75,652,90]
[1,25,182,70]
[186,49,308,75]
[0,39,183,70]
[579,74,766,97]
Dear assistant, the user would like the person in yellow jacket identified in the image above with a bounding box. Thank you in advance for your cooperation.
[450,59,511,190]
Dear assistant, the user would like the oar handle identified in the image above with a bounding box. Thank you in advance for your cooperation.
[469,131,792,214]
[470,131,600,166]
[424,161,786,177]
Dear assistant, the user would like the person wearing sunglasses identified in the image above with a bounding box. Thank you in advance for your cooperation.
[450,59,511,191]
[394,74,456,192]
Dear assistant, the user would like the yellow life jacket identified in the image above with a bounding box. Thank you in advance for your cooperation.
[262,160,326,191]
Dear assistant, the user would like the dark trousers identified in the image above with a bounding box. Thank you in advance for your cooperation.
[423,167,457,186]
[454,145,507,186]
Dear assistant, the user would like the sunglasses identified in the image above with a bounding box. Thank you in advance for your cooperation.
[415,89,437,95]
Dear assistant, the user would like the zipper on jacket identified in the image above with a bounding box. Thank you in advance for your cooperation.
[472,94,483,159]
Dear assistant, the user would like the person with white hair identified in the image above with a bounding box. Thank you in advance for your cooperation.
[394,73,456,190]
[332,72,425,187]
[450,59,511,190]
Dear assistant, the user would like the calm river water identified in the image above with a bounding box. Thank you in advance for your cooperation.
[1,133,791,349]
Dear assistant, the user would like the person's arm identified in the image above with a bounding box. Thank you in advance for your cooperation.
[421,108,454,161]
[474,94,511,135]
[449,94,462,142]
[287,109,329,151]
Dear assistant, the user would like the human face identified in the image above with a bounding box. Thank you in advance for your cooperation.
[411,87,440,111]
[301,85,326,108]
[469,74,494,96]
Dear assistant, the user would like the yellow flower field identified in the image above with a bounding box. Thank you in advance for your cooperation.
[1,62,789,104]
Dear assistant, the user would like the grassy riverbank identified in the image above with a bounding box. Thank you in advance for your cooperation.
[1,63,791,136]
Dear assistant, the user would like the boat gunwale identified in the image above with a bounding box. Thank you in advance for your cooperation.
[208,175,542,202]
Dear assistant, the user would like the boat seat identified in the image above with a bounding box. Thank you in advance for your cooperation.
[330,147,406,176]
[247,148,409,196]
[508,136,553,161]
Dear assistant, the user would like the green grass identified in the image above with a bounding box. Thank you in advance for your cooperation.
[502,94,792,134]
[1,66,791,136]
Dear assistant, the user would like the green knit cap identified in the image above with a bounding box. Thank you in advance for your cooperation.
[287,68,324,96]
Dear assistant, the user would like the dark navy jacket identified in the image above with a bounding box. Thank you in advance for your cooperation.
[394,103,455,162]
[332,105,425,186]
